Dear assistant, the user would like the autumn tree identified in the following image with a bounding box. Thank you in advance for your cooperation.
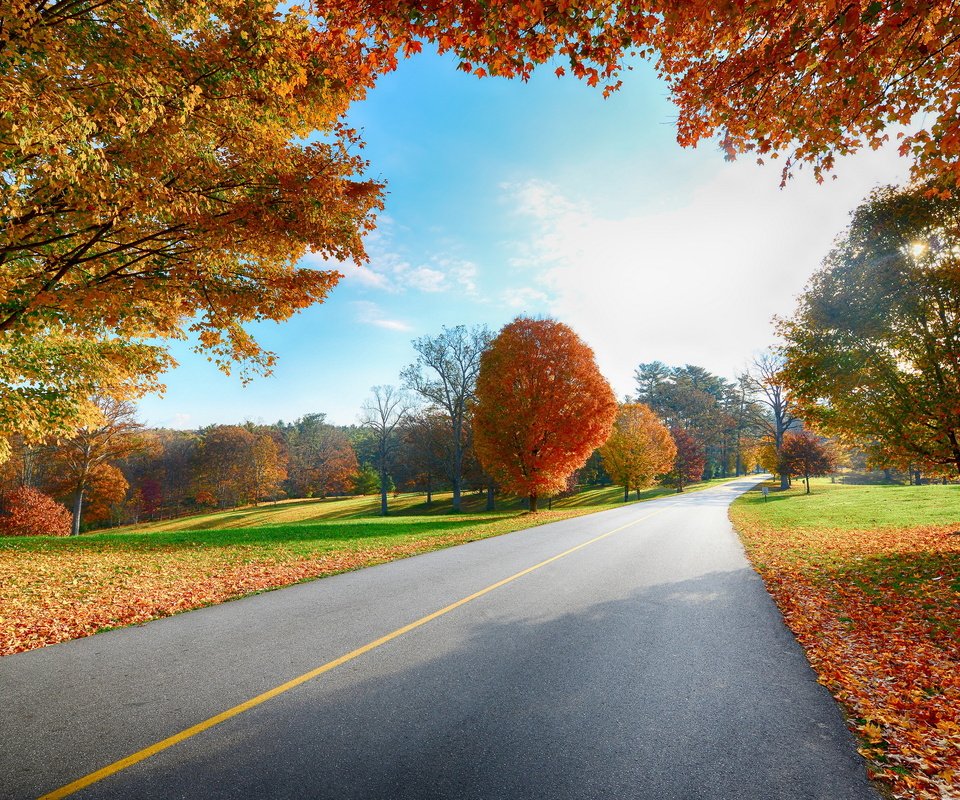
[0,486,71,537]
[246,426,288,505]
[650,1,960,188]
[48,397,144,534]
[780,186,960,475]
[635,362,743,478]
[74,464,130,526]
[0,434,54,494]
[0,1,383,450]
[116,429,198,521]
[600,404,676,501]
[398,411,453,504]
[401,325,490,512]
[360,385,411,516]
[196,426,254,508]
[283,415,357,498]
[322,0,960,192]
[746,352,799,490]
[196,425,286,507]
[663,427,706,493]
[782,431,835,494]
[472,317,617,511]
[12,0,960,455]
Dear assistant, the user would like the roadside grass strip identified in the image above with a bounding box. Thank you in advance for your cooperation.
[37,505,671,800]
[730,481,960,800]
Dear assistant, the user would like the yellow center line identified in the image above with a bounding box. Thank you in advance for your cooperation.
[40,504,673,800]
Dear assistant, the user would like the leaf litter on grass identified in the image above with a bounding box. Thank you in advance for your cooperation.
[731,498,960,800]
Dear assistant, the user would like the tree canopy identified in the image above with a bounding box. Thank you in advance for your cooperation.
[600,403,676,501]
[473,317,616,511]
[780,185,960,475]
[1,0,382,447]
[9,0,960,448]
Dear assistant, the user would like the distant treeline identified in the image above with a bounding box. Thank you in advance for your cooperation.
[1,355,796,532]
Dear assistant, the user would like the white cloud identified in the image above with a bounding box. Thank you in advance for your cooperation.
[352,300,413,332]
[405,266,448,292]
[500,286,549,310]
[502,145,911,398]
[305,219,482,297]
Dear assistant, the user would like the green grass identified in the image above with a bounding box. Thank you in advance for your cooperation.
[0,514,521,555]
[728,476,960,800]
[79,477,734,537]
[734,478,960,530]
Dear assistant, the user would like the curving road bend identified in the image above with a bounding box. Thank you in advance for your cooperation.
[0,477,877,799]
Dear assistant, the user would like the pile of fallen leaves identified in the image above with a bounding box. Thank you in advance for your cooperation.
[731,506,960,800]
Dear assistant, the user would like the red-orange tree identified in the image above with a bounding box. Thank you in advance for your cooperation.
[663,426,706,493]
[472,317,616,511]
[323,1,960,186]
[0,486,71,537]
[782,431,836,494]
[600,403,676,501]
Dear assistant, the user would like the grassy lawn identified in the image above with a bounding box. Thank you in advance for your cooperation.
[730,480,960,800]
[0,478,733,656]
[112,480,735,535]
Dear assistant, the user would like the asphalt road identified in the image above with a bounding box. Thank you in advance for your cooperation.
[1,478,878,799]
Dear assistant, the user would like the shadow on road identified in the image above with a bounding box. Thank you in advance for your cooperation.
[82,567,877,800]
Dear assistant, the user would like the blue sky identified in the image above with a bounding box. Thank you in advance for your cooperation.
[136,51,909,429]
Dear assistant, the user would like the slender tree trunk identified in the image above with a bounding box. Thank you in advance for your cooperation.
[805,470,810,494]
[379,464,388,517]
[529,493,538,512]
[452,419,463,513]
[426,473,432,505]
[71,489,84,536]
[485,482,495,511]
[949,428,960,476]
[624,485,629,502]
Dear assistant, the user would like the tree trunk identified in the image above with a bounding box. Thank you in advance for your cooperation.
[426,474,432,505]
[485,483,495,511]
[804,469,811,494]
[379,466,388,516]
[624,485,629,502]
[529,493,538,512]
[779,470,790,490]
[452,420,463,513]
[71,489,84,536]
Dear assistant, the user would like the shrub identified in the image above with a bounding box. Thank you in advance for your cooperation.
[0,487,72,537]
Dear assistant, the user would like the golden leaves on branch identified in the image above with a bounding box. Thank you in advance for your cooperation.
[1,0,382,444]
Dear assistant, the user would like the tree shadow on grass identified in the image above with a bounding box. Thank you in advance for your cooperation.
[3,515,518,553]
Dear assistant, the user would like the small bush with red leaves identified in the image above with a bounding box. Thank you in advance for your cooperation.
[0,487,72,537]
